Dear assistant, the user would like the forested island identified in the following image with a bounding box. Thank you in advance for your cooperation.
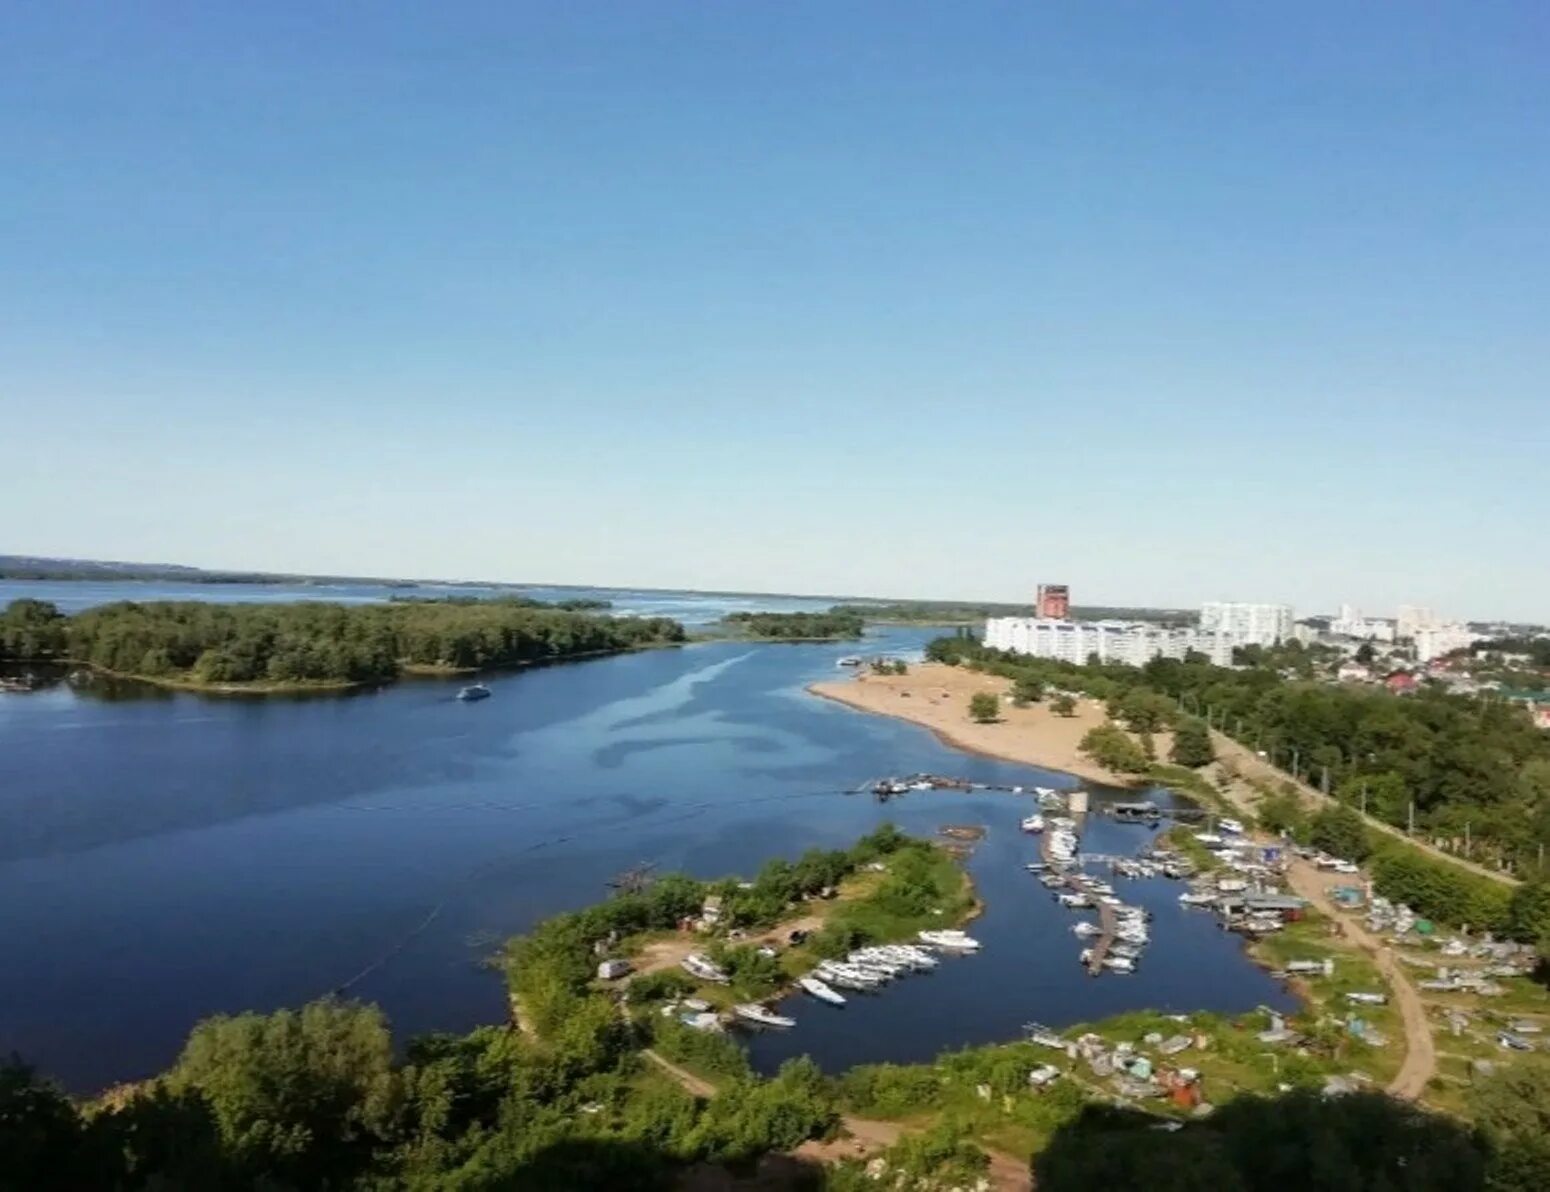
[927,635,1550,881]
[717,609,865,640]
[3,825,1543,1190]
[0,597,683,691]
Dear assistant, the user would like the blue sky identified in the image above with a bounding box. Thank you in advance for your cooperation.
[3,3,1547,618]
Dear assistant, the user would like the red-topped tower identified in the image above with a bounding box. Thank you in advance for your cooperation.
[1036,584,1070,619]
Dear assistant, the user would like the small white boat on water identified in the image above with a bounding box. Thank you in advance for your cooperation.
[733,1003,796,1028]
[799,975,846,1006]
[1179,892,1215,907]
[837,656,863,667]
[1057,893,1092,908]
[1103,955,1136,973]
[1021,815,1045,833]
[1072,922,1101,937]
[918,929,981,950]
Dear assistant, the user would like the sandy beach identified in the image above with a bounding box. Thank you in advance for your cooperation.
[810,661,1161,787]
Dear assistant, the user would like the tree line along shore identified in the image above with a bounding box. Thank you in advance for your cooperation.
[0,596,686,691]
[922,633,1550,893]
[5,824,1546,1190]
[0,599,880,693]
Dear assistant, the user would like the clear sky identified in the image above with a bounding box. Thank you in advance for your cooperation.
[3,4,1547,619]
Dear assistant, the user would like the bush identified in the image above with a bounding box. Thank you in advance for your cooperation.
[969,692,1000,722]
[1079,723,1149,773]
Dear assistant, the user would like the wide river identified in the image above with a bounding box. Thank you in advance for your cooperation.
[0,580,1292,1091]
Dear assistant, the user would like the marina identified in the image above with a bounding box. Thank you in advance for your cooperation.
[0,601,1297,1091]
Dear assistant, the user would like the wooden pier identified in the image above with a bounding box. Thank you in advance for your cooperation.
[1085,901,1118,975]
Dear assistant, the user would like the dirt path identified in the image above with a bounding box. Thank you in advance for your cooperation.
[633,913,828,979]
[1210,731,1517,887]
[1281,859,1436,1099]
[643,1050,1032,1191]
[1202,744,1441,1099]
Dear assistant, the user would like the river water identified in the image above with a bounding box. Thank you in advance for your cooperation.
[0,580,1292,1090]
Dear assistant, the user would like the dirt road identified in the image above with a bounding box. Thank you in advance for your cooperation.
[1210,730,1517,888]
[1205,757,1437,1099]
[1280,860,1436,1099]
[643,1049,1033,1191]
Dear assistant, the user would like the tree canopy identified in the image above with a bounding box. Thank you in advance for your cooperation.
[0,598,684,687]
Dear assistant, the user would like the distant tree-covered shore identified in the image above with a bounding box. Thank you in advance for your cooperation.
[0,597,683,690]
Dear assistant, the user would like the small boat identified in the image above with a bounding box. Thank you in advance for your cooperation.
[918,929,981,950]
[1072,922,1101,937]
[681,954,730,984]
[1020,815,1045,834]
[1033,786,1057,799]
[1179,892,1215,907]
[1040,874,1066,889]
[837,656,863,667]
[457,683,492,702]
[1024,862,1047,873]
[733,1003,795,1028]
[815,963,878,991]
[799,976,846,1006]
[1102,955,1136,973]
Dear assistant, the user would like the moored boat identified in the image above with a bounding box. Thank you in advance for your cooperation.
[457,683,492,702]
[918,929,980,950]
[733,1003,796,1028]
[799,975,846,1005]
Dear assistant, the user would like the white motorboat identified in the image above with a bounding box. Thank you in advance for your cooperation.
[1179,892,1215,906]
[1102,955,1136,973]
[1020,815,1045,833]
[918,929,980,950]
[1072,922,1101,937]
[815,963,877,991]
[733,1003,795,1028]
[799,975,846,1006]
[1057,893,1091,908]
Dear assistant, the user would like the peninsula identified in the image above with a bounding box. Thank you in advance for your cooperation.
[811,661,1136,786]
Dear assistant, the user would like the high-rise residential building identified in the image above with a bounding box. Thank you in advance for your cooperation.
[983,617,1242,667]
[1198,602,1293,646]
[1035,583,1070,619]
[1397,605,1438,640]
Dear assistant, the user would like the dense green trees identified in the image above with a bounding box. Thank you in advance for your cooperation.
[1050,692,1077,717]
[1170,718,1215,768]
[1035,1090,1488,1191]
[1468,1058,1550,1189]
[721,610,864,639]
[1368,847,1513,932]
[1011,675,1045,706]
[969,692,1000,722]
[929,636,1550,874]
[1310,804,1372,862]
[0,598,66,660]
[1080,723,1150,774]
[0,598,685,687]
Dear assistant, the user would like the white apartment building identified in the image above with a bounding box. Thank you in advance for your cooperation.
[1329,604,1396,643]
[1413,623,1480,663]
[1199,602,1294,646]
[983,618,1241,668]
[1397,605,1438,639]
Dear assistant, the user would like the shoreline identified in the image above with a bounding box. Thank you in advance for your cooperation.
[808,663,1138,788]
[10,641,685,698]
